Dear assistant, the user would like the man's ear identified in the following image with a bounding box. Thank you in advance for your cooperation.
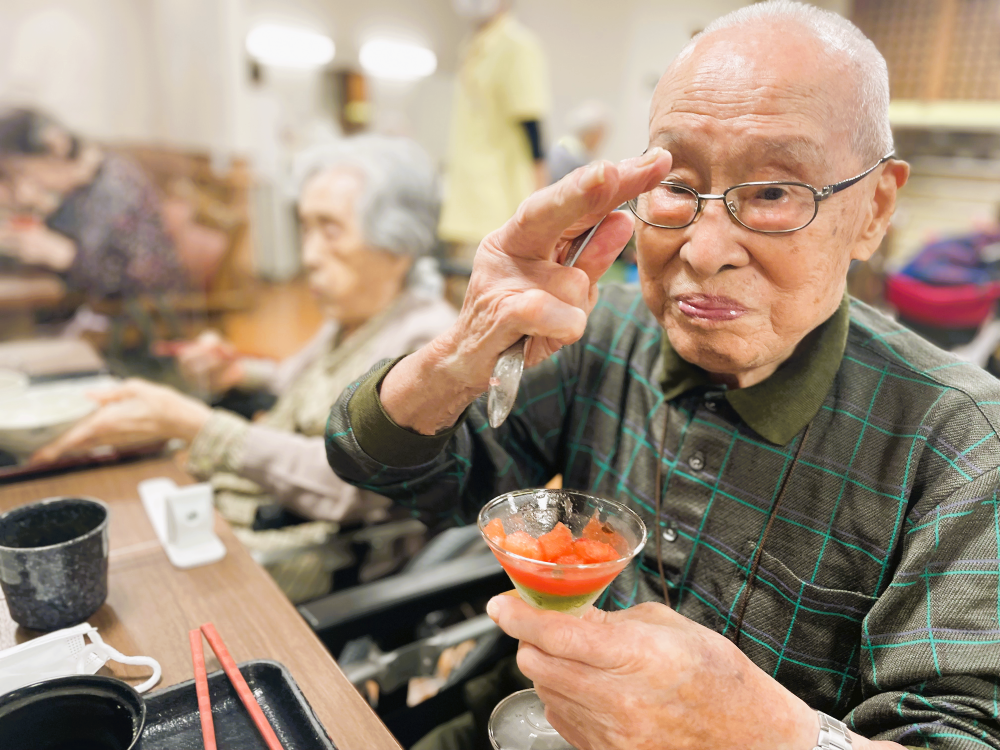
[851,159,909,263]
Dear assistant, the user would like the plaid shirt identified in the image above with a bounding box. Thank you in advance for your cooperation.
[326,284,1000,749]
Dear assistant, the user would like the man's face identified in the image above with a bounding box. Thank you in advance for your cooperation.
[638,25,890,382]
[298,168,411,326]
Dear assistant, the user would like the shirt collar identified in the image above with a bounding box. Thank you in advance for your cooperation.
[658,295,850,446]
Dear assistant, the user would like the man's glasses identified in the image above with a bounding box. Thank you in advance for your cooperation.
[627,153,894,234]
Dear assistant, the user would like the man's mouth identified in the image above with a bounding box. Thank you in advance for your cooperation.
[675,294,748,321]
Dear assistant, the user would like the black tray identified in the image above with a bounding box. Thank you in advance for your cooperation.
[139,659,337,750]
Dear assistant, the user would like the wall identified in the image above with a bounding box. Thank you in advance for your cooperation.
[0,0,159,142]
[520,0,856,162]
[0,0,858,162]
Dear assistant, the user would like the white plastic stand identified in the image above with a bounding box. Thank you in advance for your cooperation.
[138,478,226,569]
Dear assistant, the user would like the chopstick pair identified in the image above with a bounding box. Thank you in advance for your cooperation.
[188,622,285,750]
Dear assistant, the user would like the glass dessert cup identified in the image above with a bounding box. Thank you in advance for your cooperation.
[477,489,647,750]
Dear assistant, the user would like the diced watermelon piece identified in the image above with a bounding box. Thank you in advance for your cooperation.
[503,530,544,560]
[572,538,619,563]
[483,518,507,546]
[581,514,616,545]
[553,553,585,565]
[538,522,573,562]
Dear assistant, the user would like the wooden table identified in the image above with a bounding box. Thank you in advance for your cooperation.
[0,338,105,378]
[0,270,66,338]
[0,457,403,750]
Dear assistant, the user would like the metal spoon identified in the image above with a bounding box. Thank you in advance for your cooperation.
[487,219,605,428]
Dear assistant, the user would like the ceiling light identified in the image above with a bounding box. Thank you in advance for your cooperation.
[246,24,335,69]
[359,39,437,81]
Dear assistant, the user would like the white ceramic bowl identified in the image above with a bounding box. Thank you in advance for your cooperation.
[0,390,97,458]
[0,368,28,401]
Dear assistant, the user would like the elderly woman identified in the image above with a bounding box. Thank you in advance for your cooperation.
[34,135,456,599]
[0,108,184,299]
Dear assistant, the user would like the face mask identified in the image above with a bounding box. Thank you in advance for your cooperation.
[0,622,161,696]
[451,0,501,21]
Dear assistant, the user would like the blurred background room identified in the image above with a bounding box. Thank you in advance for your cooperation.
[0,0,995,361]
[0,0,998,577]
[0,0,998,742]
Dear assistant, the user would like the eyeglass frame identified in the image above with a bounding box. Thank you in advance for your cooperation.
[627,152,895,234]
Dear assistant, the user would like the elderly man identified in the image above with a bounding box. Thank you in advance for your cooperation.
[327,3,1000,749]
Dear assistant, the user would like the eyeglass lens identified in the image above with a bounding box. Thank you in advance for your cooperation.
[631,183,818,232]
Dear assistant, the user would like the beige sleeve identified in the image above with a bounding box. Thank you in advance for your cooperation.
[236,357,280,393]
[186,409,386,523]
[236,424,390,523]
[185,409,251,480]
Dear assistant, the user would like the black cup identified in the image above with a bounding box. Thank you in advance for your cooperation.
[0,674,146,750]
[0,496,110,630]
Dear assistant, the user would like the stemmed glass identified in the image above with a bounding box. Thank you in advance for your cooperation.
[477,489,647,750]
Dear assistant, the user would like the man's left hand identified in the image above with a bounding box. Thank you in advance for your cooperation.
[487,594,819,750]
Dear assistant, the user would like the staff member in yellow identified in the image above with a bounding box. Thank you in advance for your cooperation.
[440,0,550,271]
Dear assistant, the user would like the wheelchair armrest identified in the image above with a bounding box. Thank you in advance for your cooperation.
[298,554,508,655]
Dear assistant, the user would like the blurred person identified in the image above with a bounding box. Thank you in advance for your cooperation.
[439,0,550,274]
[547,99,610,184]
[33,135,457,601]
[0,108,184,300]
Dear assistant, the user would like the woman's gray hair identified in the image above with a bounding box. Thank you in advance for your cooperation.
[566,100,610,138]
[293,135,443,296]
[678,0,893,164]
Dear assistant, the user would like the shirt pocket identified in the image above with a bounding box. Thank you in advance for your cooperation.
[728,546,878,716]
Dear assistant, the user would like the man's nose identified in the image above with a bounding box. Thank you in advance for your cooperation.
[677,199,749,278]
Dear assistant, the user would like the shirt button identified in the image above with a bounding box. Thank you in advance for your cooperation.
[688,451,705,471]
[661,527,678,543]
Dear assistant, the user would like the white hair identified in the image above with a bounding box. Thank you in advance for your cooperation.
[678,0,893,163]
[566,100,610,138]
[293,135,443,297]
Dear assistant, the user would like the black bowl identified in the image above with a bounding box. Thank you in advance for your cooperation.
[0,674,146,750]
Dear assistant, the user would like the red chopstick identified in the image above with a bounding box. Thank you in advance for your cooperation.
[188,629,217,750]
[200,622,284,750]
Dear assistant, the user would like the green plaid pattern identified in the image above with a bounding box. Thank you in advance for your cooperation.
[326,284,1000,749]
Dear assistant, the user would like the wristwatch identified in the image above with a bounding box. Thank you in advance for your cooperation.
[812,711,853,750]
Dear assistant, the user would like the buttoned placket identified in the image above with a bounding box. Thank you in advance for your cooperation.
[649,397,730,589]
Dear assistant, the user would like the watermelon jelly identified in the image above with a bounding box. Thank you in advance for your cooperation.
[478,489,647,616]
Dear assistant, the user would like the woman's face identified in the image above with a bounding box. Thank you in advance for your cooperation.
[298,167,412,328]
[2,155,78,200]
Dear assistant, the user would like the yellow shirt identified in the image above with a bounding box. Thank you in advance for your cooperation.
[438,14,549,244]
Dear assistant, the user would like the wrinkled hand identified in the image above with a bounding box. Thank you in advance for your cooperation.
[486,595,819,750]
[0,223,76,271]
[170,330,244,394]
[380,150,672,434]
[30,379,211,464]
[533,161,551,191]
[461,149,671,379]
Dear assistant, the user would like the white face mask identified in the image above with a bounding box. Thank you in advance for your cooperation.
[452,0,502,21]
[0,622,161,696]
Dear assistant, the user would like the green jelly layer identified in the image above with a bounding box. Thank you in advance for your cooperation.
[511,581,603,615]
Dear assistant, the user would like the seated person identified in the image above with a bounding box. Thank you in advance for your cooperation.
[0,107,184,299]
[547,99,609,184]
[34,135,457,601]
[327,3,1000,749]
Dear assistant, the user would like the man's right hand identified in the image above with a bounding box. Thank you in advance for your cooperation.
[381,148,672,435]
